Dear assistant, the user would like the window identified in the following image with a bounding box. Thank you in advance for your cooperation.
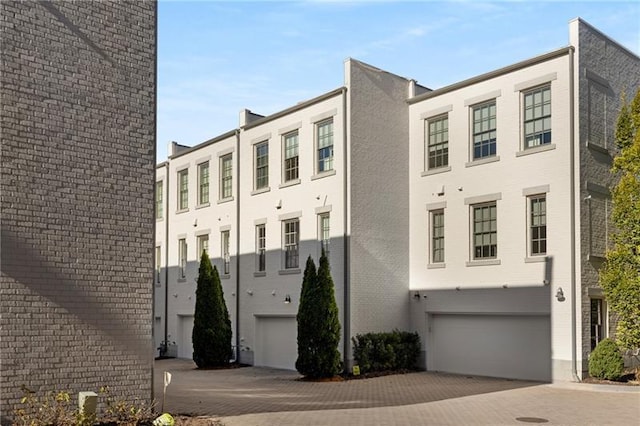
[283,131,299,182]
[178,238,187,278]
[220,154,233,200]
[473,203,497,259]
[431,210,445,263]
[155,181,163,219]
[283,219,299,269]
[197,234,209,258]
[472,102,497,159]
[426,115,449,169]
[529,195,547,255]
[590,298,606,350]
[255,142,269,190]
[524,85,551,148]
[155,246,161,284]
[221,230,230,275]
[178,169,188,210]
[198,162,209,205]
[319,214,330,257]
[317,119,334,173]
[256,224,266,272]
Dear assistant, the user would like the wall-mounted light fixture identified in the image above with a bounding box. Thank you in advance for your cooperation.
[455,286,461,291]
[555,287,565,302]
[413,292,420,299]
[246,289,253,296]
[284,294,291,304]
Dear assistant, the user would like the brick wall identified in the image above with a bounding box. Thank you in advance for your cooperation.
[0,1,156,422]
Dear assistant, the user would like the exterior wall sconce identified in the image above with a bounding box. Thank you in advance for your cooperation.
[246,289,253,295]
[284,294,291,304]
[555,287,565,302]
[413,292,420,299]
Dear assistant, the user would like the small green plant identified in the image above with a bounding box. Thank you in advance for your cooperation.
[589,338,625,381]
[13,386,76,426]
[100,386,154,425]
[352,330,420,374]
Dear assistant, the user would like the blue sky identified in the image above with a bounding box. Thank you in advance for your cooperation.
[157,0,640,161]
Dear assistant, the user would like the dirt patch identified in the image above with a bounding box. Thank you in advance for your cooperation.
[582,371,640,386]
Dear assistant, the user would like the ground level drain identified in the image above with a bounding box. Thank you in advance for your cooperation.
[515,417,549,423]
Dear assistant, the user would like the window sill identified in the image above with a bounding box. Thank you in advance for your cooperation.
[427,263,446,269]
[253,271,266,277]
[421,166,452,177]
[221,274,231,280]
[176,208,189,214]
[524,256,547,263]
[278,268,301,275]
[465,155,500,168]
[251,187,271,196]
[156,217,164,221]
[279,179,301,189]
[311,170,336,181]
[196,202,210,210]
[465,259,501,267]
[217,197,234,205]
[516,143,556,157]
[586,142,611,156]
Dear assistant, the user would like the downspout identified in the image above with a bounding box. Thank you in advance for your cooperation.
[164,162,170,348]
[341,86,350,372]
[568,46,581,382]
[234,129,241,363]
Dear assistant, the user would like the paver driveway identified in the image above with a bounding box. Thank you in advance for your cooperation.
[153,358,539,417]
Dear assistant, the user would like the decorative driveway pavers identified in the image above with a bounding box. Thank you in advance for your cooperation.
[153,359,539,417]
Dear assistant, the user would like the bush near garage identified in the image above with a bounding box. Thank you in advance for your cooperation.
[352,330,420,374]
[589,338,625,381]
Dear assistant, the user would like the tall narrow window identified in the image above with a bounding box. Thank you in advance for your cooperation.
[220,154,233,200]
[524,85,551,148]
[319,214,330,257]
[198,162,209,205]
[255,142,269,190]
[256,224,266,272]
[317,119,334,173]
[155,181,163,219]
[155,246,161,284]
[590,299,605,350]
[197,234,209,258]
[284,131,299,182]
[472,101,497,159]
[221,230,230,275]
[283,219,299,269]
[178,238,187,278]
[178,169,188,210]
[431,210,445,263]
[426,115,449,169]
[473,203,497,259]
[530,195,547,255]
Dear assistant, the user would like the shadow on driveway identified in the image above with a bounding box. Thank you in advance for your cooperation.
[153,358,542,417]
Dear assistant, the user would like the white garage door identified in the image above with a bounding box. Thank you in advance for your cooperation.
[178,315,194,359]
[254,316,297,370]
[429,314,551,381]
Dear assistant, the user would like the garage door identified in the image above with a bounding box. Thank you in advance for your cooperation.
[254,316,297,370]
[429,314,551,381]
[178,315,194,359]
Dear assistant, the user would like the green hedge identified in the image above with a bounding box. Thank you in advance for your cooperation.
[589,338,624,381]
[352,330,420,374]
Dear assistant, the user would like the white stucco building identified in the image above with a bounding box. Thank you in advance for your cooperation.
[154,19,639,382]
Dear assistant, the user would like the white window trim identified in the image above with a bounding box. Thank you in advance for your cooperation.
[313,117,335,178]
[218,153,233,202]
[523,185,550,261]
[428,208,446,267]
[196,161,210,208]
[176,167,189,213]
[466,200,500,266]
[252,139,270,193]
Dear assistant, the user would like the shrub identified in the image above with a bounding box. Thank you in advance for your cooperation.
[296,252,342,378]
[589,338,624,381]
[192,251,233,368]
[352,330,420,374]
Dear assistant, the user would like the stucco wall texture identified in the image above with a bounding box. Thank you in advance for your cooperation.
[0,1,156,422]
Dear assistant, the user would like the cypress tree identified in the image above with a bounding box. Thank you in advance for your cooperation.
[192,251,233,368]
[296,252,341,378]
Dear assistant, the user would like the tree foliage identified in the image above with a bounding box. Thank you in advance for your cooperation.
[296,252,342,378]
[192,251,233,368]
[599,89,640,350]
